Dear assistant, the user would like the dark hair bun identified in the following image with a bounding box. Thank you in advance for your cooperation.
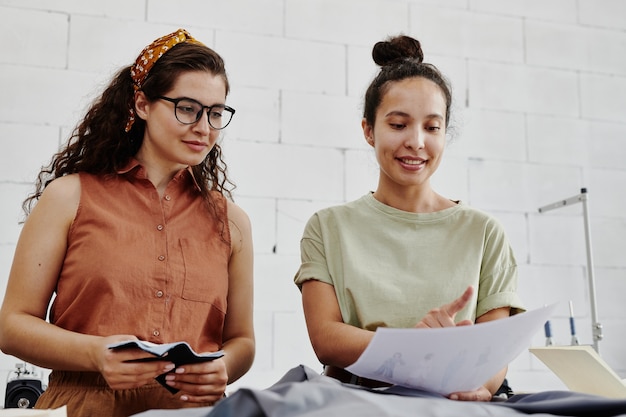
[372,35,424,66]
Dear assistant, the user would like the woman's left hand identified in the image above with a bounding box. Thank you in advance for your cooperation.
[448,385,492,402]
[165,357,228,403]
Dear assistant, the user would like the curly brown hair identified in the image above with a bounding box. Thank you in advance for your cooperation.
[23,42,235,216]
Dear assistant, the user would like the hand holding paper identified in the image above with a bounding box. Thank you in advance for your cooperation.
[346,304,555,396]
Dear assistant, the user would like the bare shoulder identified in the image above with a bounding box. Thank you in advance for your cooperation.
[33,174,81,220]
[41,174,80,202]
[226,200,252,253]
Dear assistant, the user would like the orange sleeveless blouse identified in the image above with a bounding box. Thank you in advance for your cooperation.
[50,161,230,353]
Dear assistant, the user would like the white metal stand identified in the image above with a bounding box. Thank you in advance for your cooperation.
[537,188,603,353]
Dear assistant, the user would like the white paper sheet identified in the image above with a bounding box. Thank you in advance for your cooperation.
[346,304,555,395]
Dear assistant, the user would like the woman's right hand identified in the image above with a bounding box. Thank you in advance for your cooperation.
[414,286,474,329]
[95,335,175,390]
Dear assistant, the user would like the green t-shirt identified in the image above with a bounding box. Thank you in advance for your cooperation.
[294,193,525,330]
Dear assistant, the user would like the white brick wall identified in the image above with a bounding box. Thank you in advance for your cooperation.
[0,0,624,402]
[411,6,525,63]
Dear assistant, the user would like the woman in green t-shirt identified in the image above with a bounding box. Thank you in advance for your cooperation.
[295,35,524,402]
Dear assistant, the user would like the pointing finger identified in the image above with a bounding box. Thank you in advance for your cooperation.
[444,286,474,317]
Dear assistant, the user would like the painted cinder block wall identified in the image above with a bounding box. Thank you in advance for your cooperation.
[1,0,625,400]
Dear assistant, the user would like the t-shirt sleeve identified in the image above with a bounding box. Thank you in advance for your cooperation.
[476,218,526,318]
[294,213,333,289]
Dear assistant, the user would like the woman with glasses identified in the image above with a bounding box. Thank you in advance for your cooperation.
[0,29,254,416]
[294,35,524,401]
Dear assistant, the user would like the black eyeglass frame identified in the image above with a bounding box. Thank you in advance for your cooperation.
[156,95,236,130]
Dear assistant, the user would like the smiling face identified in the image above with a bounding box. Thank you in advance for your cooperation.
[363,76,447,195]
[134,70,227,172]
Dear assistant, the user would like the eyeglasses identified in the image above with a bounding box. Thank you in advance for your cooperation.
[156,96,235,130]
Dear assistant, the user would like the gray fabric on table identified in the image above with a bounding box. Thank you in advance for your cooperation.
[132,407,213,417]
[133,365,626,417]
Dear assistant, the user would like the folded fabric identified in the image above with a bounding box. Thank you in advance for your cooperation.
[108,340,224,394]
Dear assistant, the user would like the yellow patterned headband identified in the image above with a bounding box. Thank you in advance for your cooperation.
[125,28,204,132]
